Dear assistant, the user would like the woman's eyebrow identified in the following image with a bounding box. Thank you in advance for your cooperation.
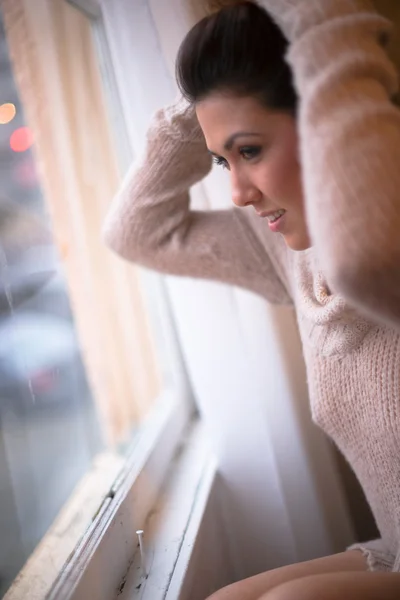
[224,132,262,151]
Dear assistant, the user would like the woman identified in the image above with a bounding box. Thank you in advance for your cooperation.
[104,1,400,598]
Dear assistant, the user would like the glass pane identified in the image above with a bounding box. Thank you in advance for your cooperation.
[0,0,186,592]
[0,15,103,595]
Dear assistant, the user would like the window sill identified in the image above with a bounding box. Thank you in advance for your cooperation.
[116,422,217,600]
[6,391,191,600]
[37,399,205,600]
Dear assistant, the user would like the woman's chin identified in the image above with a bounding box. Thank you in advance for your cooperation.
[282,231,311,252]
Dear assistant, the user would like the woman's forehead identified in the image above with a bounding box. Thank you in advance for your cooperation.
[196,95,279,150]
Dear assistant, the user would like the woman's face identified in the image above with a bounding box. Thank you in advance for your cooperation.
[196,94,310,251]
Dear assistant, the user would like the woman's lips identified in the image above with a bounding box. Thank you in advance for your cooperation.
[257,209,287,233]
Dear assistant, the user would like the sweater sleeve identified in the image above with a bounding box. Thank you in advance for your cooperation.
[264,0,400,327]
[103,99,291,305]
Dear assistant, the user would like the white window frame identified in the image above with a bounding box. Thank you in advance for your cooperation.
[3,1,196,597]
[64,0,198,561]
[65,0,195,461]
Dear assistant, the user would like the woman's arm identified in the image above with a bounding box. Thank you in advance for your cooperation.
[104,98,291,304]
[265,0,400,326]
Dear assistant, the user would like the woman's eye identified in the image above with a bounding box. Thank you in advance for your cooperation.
[213,156,229,170]
[239,146,261,160]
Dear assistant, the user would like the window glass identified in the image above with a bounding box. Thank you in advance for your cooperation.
[0,13,106,594]
[0,3,167,593]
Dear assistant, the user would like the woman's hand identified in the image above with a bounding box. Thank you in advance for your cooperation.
[203,0,255,15]
[262,0,374,42]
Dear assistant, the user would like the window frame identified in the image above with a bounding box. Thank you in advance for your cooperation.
[66,0,193,404]
[2,0,195,596]
[65,0,195,481]
[48,390,193,600]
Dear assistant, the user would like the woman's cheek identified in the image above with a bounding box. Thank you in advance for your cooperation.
[274,147,302,204]
[258,154,294,201]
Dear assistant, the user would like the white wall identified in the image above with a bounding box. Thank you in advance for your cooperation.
[101,0,355,582]
[177,475,236,600]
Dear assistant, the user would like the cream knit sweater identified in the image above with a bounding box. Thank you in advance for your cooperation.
[104,0,400,572]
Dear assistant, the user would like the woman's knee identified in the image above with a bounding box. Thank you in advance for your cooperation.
[205,551,367,600]
[259,576,323,600]
[205,580,259,600]
[205,570,278,600]
[205,567,314,600]
[206,574,319,600]
[206,552,368,600]
[205,582,245,600]
[260,571,400,600]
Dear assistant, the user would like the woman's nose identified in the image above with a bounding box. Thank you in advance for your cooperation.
[231,172,261,208]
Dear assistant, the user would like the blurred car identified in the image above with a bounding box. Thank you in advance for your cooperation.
[0,310,89,414]
[0,196,55,313]
[0,195,91,413]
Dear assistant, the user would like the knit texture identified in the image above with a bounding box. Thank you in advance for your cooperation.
[104,0,400,572]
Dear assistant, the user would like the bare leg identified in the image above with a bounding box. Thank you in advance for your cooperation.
[207,550,367,600]
[262,571,400,600]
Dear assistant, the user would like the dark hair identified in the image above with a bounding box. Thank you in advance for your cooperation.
[176,1,297,113]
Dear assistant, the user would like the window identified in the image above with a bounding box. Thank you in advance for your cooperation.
[0,0,191,596]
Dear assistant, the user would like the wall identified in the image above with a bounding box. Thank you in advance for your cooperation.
[178,476,236,600]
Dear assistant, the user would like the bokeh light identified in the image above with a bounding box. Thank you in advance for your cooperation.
[0,102,16,124]
[12,156,38,188]
[10,126,34,152]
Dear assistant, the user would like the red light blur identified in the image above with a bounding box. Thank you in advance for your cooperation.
[10,126,34,152]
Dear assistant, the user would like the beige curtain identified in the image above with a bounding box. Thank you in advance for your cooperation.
[1,0,161,445]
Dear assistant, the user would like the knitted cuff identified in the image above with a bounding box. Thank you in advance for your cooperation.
[162,96,205,143]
